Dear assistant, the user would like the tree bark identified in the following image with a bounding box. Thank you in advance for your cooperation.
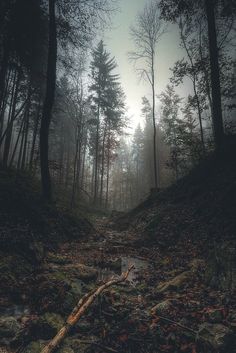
[40,0,57,201]
[29,99,41,170]
[205,0,224,149]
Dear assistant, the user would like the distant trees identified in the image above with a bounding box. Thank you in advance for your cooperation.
[129,1,165,189]
[159,85,202,179]
[89,40,126,206]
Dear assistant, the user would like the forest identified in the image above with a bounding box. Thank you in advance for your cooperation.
[0,0,236,353]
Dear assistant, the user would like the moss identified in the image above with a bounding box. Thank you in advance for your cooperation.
[23,340,47,353]
[47,253,71,265]
[24,340,75,353]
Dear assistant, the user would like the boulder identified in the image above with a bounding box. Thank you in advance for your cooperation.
[207,309,224,323]
[0,316,21,345]
[198,323,236,352]
[63,264,98,282]
[156,271,192,293]
[33,312,64,340]
[151,299,173,315]
[23,340,75,353]
[189,259,205,272]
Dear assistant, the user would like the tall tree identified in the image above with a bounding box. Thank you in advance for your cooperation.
[89,40,125,205]
[40,0,57,201]
[205,0,224,149]
[129,1,165,189]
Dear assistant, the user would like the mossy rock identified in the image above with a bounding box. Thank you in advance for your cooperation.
[0,316,21,345]
[63,281,84,314]
[24,340,47,353]
[33,270,85,314]
[197,323,236,352]
[47,253,71,265]
[156,271,192,293]
[151,299,173,315]
[62,264,98,282]
[36,313,64,339]
[0,254,32,298]
[23,340,75,353]
[64,337,92,352]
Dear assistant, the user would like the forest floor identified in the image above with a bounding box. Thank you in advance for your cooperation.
[0,146,236,353]
[1,214,236,353]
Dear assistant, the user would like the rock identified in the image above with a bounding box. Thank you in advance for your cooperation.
[0,255,32,298]
[23,340,75,353]
[47,253,71,265]
[63,263,98,282]
[23,340,47,353]
[151,299,173,315]
[0,316,21,345]
[63,281,84,314]
[207,309,224,323]
[34,269,85,314]
[156,271,192,293]
[32,313,64,340]
[198,323,236,352]
[189,259,205,272]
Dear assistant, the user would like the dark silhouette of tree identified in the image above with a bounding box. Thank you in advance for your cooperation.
[205,0,224,149]
[129,1,165,189]
[40,0,57,201]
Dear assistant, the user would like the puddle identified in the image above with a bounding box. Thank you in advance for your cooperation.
[0,305,30,318]
[98,256,149,286]
[122,256,149,285]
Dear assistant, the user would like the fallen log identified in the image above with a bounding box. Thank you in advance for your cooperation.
[40,265,134,353]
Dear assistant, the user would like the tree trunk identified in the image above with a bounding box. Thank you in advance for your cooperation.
[205,0,224,149]
[29,99,41,170]
[94,102,100,204]
[9,115,24,167]
[71,124,80,208]
[40,0,57,201]
[99,122,107,206]
[3,69,19,167]
[151,51,158,189]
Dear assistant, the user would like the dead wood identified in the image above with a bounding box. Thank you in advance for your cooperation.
[40,265,134,353]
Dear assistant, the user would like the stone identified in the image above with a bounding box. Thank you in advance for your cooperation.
[198,323,236,352]
[32,313,64,340]
[47,253,71,265]
[23,340,75,353]
[0,316,21,345]
[189,259,205,272]
[156,271,192,293]
[151,299,173,315]
[63,264,98,282]
[207,309,224,323]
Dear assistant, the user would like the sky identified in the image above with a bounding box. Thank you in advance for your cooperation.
[102,0,188,130]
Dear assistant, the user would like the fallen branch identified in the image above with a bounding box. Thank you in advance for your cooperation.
[154,314,197,335]
[40,265,134,353]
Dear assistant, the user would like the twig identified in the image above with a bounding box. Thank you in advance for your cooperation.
[79,340,119,353]
[40,265,134,353]
[156,315,197,334]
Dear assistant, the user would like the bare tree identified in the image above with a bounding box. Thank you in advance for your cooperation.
[129,1,165,189]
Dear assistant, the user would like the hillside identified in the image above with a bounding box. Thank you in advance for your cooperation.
[115,144,236,250]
